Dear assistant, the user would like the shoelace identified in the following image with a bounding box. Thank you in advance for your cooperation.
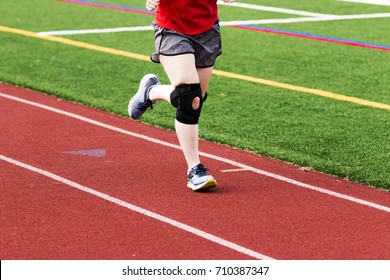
[137,99,154,111]
[189,164,208,179]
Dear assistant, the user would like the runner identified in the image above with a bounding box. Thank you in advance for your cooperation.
[129,0,234,191]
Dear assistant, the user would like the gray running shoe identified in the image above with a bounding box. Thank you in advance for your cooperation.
[128,74,160,119]
[187,163,217,191]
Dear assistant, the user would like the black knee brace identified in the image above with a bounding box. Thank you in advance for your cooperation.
[170,83,203,124]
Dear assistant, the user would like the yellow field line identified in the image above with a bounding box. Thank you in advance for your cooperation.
[1,25,389,111]
[212,70,390,110]
[0,25,150,62]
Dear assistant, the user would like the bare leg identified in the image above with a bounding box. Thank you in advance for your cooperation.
[149,54,214,169]
[197,67,214,98]
[174,66,214,169]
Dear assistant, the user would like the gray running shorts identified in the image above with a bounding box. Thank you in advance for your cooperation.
[150,22,222,68]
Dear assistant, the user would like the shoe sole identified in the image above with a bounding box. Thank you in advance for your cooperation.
[188,178,217,191]
[128,73,157,119]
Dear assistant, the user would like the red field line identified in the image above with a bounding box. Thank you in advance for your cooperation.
[57,0,390,52]
[1,83,390,260]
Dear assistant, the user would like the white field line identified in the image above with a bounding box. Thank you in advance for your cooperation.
[341,0,390,6]
[220,13,390,26]
[37,13,390,36]
[37,1,332,37]
[1,92,390,214]
[217,0,333,17]
[37,26,153,36]
[0,155,273,260]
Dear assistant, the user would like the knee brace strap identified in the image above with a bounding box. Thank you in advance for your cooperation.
[170,83,203,124]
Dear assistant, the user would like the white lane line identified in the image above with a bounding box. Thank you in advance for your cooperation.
[221,168,248,173]
[0,154,273,260]
[1,92,390,214]
[217,0,333,17]
[341,0,390,6]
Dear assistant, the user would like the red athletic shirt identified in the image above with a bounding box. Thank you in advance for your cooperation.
[154,0,219,35]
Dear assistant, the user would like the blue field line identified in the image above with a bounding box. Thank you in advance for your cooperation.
[58,0,390,51]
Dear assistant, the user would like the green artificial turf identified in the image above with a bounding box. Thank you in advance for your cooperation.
[0,0,389,189]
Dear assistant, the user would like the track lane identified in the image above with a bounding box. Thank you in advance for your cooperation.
[0,162,252,260]
[1,83,389,259]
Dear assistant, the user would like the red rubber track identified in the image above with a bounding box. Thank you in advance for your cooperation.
[1,83,389,260]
